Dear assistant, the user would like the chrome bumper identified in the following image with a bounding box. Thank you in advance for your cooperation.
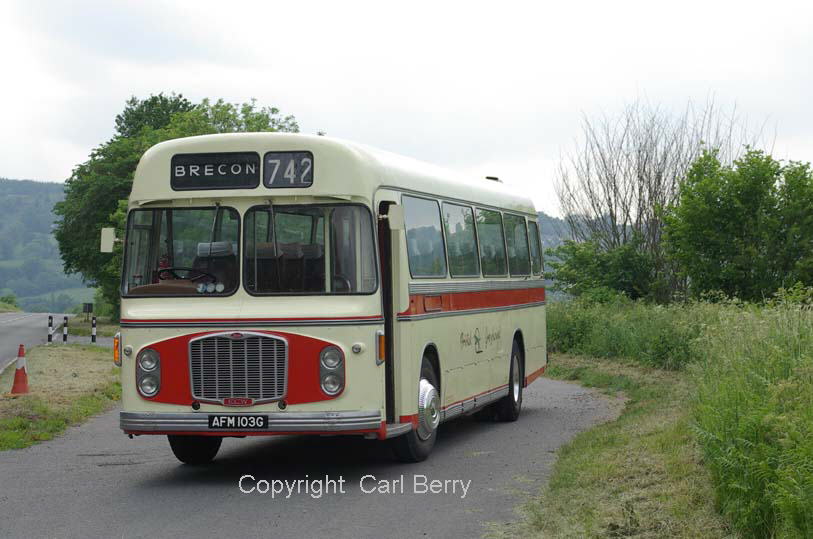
[120,410,382,433]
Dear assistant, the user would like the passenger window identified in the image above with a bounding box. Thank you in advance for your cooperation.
[475,208,507,276]
[442,203,480,277]
[504,214,531,276]
[528,220,543,275]
[403,196,447,278]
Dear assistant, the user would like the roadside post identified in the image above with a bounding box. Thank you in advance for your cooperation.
[47,315,53,344]
[91,316,97,344]
[63,316,68,344]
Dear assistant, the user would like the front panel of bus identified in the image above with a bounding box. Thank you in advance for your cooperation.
[118,198,390,437]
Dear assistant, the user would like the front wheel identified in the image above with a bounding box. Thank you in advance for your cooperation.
[391,358,440,462]
[168,435,222,465]
[495,340,523,422]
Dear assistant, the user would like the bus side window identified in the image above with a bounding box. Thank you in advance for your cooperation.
[504,214,531,276]
[402,196,447,278]
[528,220,543,275]
[475,208,507,277]
[442,202,480,277]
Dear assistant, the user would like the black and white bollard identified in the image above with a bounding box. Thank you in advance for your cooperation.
[62,316,68,344]
[91,316,97,344]
[47,315,53,345]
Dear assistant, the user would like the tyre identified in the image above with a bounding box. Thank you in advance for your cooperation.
[495,340,523,422]
[168,435,222,465]
[392,357,440,462]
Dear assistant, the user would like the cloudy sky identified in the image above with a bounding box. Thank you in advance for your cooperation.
[1,0,811,215]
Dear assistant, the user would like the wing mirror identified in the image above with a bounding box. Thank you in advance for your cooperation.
[100,227,117,253]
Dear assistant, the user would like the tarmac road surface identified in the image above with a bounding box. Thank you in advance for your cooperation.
[0,312,70,375]
[0,376,620,539]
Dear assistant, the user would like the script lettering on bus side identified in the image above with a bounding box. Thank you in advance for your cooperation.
[460,327,501,353]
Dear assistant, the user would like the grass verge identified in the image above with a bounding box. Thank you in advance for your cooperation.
[504,354,732,538]
[67,316,119,338]
[0,302,20,313]
[0,344,120,450]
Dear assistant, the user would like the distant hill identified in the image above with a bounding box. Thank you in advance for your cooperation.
[537,211,569,249]
[0,178,89,312]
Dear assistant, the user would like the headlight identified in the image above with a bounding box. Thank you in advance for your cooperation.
[137,349,159,372]
[319,345,344,396]
[321,373,343,395]
[136,348,160,397]
[139,374,159,397]
[320,346,343,369]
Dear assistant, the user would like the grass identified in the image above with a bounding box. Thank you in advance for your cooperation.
[0,344,120,450]
[545,297,813,538]
[68,316,119,338]
[499,354,732,538]
[692,306,813,537]
[546,299,718,370]
[0,302,20,313]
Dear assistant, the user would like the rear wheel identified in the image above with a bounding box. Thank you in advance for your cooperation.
[495,340,523,422]
[168,435,222,465]
[392,357,440,462]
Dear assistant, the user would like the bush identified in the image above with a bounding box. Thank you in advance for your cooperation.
[547,298,713,370]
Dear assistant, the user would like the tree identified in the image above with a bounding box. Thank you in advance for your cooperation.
[0,293,18,307]
[546,236,655,300]
[54,95,300,317]
[555,99,758,301]
[664,149,813,300]
[114,93,194,138]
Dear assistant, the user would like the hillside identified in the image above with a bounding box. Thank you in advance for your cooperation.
[538,211,568,248]
[0,178,88,312]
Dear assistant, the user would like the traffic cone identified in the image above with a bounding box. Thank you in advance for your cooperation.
[10,344,29,395]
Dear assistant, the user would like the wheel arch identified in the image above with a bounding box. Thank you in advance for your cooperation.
[421,342,441,394]
[512,329,527,386]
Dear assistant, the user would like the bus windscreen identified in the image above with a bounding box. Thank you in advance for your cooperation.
[122,207,240,296]
[244,205,377,295]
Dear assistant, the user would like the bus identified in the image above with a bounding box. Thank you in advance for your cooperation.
[103,133,547,464]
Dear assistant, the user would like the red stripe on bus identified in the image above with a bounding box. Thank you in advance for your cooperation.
[399,287,545,316]
[120,315,383,323]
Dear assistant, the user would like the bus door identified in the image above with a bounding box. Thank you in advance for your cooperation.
[376,198,409,424]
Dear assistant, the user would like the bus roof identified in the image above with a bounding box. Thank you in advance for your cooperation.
[131,133,538,215]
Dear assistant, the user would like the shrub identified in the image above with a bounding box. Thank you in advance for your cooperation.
[547,299,712,370]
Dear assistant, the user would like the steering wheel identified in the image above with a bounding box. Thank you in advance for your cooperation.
[332,274,352,292]
[160,266,216,282]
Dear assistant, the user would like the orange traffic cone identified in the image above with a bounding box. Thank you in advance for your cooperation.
[10,344,29,395]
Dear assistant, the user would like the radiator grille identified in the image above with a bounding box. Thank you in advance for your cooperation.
[190,334,287,402]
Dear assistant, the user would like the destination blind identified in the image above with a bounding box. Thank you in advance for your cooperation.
[171,152,261,190]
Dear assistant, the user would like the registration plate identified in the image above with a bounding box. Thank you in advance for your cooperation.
[208,415,268,429]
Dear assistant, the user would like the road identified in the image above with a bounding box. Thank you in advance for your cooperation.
[0,377,619,539]
[0,312,68,373]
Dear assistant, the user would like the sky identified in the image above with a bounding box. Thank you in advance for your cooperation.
[0,0,811,216]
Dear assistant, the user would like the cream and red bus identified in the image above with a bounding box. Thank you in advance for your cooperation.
[104,133,546,463]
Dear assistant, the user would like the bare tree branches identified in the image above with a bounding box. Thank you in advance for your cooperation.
[555,98,761,300]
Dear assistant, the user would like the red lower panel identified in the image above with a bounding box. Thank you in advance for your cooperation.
[141,331,339,406]
[524,365,546,386]
[125,428,380,437]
